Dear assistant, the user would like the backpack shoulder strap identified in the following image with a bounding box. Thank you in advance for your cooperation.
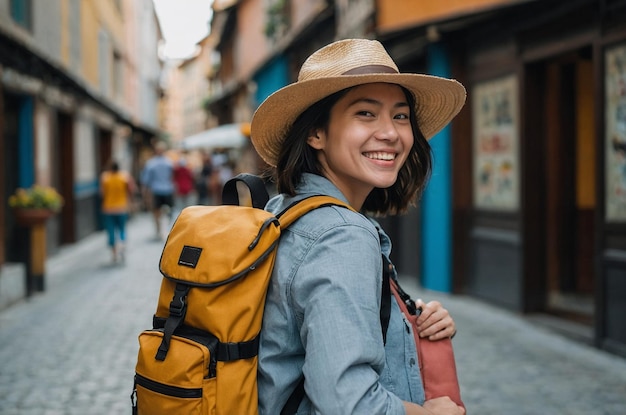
[277,195,356,228]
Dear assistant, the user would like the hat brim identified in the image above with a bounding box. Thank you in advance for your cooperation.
[251,73,466,167]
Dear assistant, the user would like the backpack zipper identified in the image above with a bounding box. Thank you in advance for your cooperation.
[134,373,202,399]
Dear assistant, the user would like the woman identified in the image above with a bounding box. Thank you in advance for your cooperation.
[100,160,135,263]
[251,39,466,414]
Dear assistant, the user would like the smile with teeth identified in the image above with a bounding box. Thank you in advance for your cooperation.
[363,151,396,161]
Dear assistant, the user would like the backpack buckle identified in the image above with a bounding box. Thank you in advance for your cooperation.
[156,284,191,361]
[169,283,190,318]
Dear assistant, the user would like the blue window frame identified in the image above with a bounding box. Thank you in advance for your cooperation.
[11,0,32,30]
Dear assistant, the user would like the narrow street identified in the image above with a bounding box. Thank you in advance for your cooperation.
[0,214,162,415]
[0,213,625,414]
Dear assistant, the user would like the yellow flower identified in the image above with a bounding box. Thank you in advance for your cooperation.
[8,185,64,212]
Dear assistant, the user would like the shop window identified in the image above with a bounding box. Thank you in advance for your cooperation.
[113,51,124,101]
[98,30,111,95]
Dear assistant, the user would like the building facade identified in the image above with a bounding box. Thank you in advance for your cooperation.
[194,0,626,357]
[380,0,626,357]
[0,0,162,307]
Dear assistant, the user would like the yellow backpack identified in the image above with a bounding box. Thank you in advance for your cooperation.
[131,174,352,415]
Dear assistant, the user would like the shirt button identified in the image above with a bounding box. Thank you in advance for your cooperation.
[409,358,415,366]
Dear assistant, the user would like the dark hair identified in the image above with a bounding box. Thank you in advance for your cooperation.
[273,85,432,216]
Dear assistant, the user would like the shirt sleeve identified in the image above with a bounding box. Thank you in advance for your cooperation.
[290,222,405,415]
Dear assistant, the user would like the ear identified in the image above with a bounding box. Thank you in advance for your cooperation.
[306,129,325,150]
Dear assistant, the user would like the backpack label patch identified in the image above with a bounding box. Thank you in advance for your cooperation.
[178,245,202,268]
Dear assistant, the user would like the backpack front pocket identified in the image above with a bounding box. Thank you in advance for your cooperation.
[132,330,217,415]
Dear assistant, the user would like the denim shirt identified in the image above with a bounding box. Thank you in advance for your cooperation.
[258,173,425,414]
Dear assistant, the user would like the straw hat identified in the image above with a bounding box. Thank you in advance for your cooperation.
[251,38,466,167]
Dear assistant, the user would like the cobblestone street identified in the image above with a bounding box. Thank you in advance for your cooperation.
[0,213,625,414]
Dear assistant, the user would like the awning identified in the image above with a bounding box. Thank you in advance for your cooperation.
[181,123,250,151]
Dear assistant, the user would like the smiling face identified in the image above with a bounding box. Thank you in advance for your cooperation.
[306,82,414,209]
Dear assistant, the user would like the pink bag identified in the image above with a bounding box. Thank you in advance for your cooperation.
[390,278,465,410]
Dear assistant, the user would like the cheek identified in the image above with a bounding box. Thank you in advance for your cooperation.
[326,128,361,154]
[400,131,415,156]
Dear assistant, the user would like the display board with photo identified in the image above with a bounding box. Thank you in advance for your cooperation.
[605,42,626,222]
[472,75,520,211]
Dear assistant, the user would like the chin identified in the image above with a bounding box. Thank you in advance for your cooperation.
[373,179,397,189]
[379,173,400,185]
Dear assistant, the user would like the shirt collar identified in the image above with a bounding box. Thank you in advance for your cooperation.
[266,173,349,214]
[265,173,394,256]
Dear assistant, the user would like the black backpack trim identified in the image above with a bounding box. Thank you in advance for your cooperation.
[155,283,191,361]
[134,373,202,398]
[153,316,259,364]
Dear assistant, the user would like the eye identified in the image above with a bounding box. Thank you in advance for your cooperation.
[356,110,375,117]
[394,113,410,120]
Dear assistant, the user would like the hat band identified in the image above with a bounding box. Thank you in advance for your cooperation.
[342,65,398,75]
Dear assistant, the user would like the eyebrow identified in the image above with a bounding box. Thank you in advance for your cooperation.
[347,97,409,109]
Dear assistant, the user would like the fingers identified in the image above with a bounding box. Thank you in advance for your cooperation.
[415,299,456,340]
[419,315,456,340]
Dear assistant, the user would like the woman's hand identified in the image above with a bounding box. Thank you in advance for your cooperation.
[423,397,466,415]
[403,397,465,415]
[414,299,456,341]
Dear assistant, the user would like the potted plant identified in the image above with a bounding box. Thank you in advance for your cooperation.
[9,185,64,226]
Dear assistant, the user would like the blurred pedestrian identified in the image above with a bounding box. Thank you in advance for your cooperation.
[140,141,174,240]
[196,152,213,205]
[172,157,195,216]
[208,150,236,205]
[218,158,235,190]
[100,160,136,263]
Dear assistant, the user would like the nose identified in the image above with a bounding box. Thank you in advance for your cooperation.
[374,115,400,141]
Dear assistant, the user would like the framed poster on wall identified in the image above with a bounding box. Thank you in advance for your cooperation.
[472,75,519,211]
[605,42,626,222]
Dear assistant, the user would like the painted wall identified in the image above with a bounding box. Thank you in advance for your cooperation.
[180,57,211,138]
[61,0,83,74]
[162,35,214,144]
[237,0,329,80]
[237,0,269,80]
[134,0,161,129]
[32,0,63,62]
[377,0,527,33]
[291,0,328,31]
[162,62,185,142]
[80,0,124,98]
[81,1,100,87]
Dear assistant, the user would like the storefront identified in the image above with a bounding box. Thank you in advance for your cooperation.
[382,0,626,357]
[459,0,626,356]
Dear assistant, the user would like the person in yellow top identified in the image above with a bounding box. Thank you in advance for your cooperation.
[100,160,136,263]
